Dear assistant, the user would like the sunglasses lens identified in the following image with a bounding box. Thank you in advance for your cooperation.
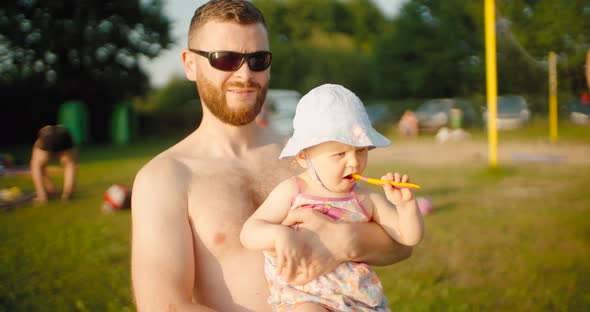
[247,52,272,72]
[206,51,271,72]
[210,52,244,71]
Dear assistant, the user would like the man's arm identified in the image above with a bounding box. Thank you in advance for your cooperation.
[281,209,412,285]
[345,220,413,265]
[131,158,216,312]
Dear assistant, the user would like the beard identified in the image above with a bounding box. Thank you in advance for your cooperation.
[197,75,268,126]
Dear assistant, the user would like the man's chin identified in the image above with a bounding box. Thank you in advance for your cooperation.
[218,108,259,126]
[226,93,258,107]
[229,119,256,126]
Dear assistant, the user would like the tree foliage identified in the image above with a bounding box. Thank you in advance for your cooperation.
[253,0,385,97]
[496,0,590,94]
[137,76,197,113]
[135,76,202,137]
[372,0,484,99]
[0,0,172,143]
[3,0,589,144]
[256,0,589,106]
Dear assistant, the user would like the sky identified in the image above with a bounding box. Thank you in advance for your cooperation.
[145,0,408,87]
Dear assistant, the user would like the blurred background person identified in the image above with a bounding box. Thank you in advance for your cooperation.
[255,98,272,128]
[30,125,77,203]
[398,109,419,137]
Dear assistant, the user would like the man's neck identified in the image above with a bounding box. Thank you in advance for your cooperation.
[193,113,262,158]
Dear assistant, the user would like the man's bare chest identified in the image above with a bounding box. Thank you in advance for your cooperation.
[186,162,293,255]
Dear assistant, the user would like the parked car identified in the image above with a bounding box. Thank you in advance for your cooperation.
[365,104,390,125]
[482,95,531,130]
[415,98,477,131]
[569,98,590,125]
[265,89,302,136]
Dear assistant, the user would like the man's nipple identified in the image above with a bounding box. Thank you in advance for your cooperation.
[213,232,226,245]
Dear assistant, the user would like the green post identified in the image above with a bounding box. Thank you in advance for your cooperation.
[111,102,136,145]
[58,100,89,145]
[450,108,463,129]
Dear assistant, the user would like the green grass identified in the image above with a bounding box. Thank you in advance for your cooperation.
[1,124,589,311]
[0,135,182,312]
[367,163,590,311]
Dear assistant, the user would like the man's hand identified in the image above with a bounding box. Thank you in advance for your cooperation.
[280,208,347,285]
[274,226,305,282]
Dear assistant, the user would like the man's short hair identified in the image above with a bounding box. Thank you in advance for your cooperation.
[188,0,267,45]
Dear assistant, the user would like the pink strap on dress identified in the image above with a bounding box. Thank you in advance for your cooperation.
[291,177,301,208]
[350,183,371,220]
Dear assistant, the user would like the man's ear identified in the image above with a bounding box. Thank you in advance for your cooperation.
[181,49,197,82]
[295,152,308,168]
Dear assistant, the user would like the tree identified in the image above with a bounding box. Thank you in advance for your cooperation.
[252,0,386,98]
[371,0,589,102]
[342,0,387,52]
[371,0,484,100]
[496,0,590,95]
[0,0,172,143]
[135,76,202,137]
[137,76,197,113]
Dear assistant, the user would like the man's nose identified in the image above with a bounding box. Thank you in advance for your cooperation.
[232,59,254,80]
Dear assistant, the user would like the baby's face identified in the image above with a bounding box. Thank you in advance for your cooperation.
[305,141,368,193]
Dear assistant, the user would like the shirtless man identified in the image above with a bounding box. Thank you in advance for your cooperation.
[131,1,412,311]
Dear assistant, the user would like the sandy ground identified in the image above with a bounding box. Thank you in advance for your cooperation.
[370,138,590,166]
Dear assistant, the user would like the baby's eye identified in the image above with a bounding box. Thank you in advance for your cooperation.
[334,152,346,157]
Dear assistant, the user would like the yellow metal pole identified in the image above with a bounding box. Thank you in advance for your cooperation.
[586,49,590,91]
[485,0,498,167]
[548,51,558,143]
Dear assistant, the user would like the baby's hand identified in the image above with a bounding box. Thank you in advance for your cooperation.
[274,226,304,282]
[382,172,414,207]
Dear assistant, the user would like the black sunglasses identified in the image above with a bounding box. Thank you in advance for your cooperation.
[189,49,272,72]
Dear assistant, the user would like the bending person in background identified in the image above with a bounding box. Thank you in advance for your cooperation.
[30,125,77,203]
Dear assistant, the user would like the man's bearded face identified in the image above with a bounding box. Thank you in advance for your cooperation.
[197,76,268,126]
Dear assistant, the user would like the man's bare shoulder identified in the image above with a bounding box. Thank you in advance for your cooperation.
[132,143,202,213]
[135,151,191,187]
[135,135,213,182]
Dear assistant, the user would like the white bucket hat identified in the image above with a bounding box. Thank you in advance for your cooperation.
[279,84,391,159]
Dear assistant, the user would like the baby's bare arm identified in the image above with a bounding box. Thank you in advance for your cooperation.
[241,178,307,281]
[240,178,297,251]
[371,172,424,247]
[370,192,423,246]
